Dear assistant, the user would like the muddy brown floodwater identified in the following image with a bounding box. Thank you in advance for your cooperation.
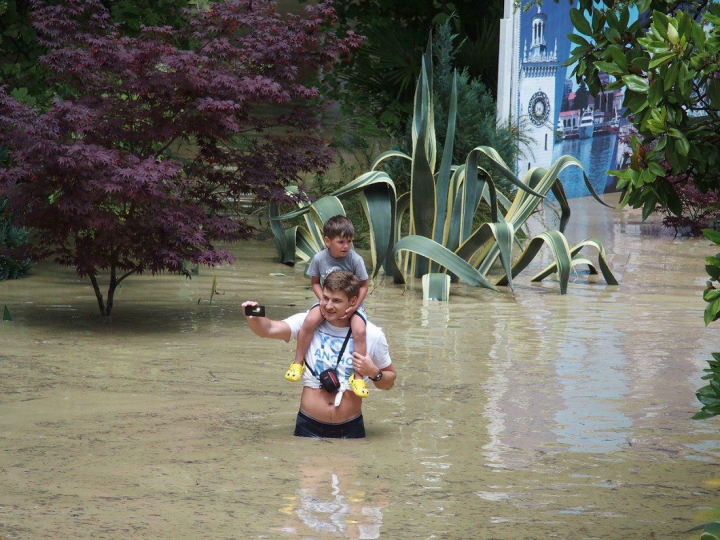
[1,194,719,539]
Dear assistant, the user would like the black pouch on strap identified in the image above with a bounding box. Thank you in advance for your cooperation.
[319,369,341,392]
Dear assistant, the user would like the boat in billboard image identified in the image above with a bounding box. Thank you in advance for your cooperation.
[578,108,594,139]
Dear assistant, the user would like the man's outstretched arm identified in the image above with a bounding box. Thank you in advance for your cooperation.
[242,301,292,341]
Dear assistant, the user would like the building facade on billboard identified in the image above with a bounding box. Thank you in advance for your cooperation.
[498,1,632,199]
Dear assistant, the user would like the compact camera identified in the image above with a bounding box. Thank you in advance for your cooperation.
[244,305,266,317]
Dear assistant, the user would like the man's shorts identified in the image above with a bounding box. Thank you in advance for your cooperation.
[294,410,366,438]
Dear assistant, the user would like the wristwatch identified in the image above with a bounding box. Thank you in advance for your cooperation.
[372,370,383,382]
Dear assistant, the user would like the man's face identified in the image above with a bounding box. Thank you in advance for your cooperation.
[324,235,353,259]
[320,288,356,326]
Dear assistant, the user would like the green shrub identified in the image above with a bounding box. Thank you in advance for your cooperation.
[0,199,33,280]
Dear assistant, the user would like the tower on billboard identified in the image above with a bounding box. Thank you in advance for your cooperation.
[517,7,557,173]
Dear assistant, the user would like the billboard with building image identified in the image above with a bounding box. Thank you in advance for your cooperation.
[497,1,639,199]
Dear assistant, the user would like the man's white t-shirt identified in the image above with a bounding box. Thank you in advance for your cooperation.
[284,312,391,389]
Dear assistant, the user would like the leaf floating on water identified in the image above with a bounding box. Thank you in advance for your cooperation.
[269,273,286,277]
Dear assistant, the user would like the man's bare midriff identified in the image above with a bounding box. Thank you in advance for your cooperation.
[299,387,362,424]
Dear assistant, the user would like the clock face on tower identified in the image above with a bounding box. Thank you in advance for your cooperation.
[528,91,551,127]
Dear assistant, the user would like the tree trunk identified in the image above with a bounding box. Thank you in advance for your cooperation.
[89,267,136,316]
[106,280,117,316]
[89,274,108,316]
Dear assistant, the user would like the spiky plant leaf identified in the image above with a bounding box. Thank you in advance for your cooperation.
[393,235,497,290]
[422,273,451,301]
[434,69,458,246]
[530,238,618,286]
[496,230,572,294]
[371,150,412,171]
[410,57,437,246]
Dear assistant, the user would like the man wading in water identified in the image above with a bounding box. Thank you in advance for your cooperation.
[242,270,396,438]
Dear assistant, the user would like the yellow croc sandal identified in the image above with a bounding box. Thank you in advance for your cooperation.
[285,362,305,382]
[349,372,369,398]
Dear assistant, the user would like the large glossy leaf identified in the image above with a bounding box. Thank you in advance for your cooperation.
[460,149,485,244]
[408,56,437,277]
[476,167,501,224]
[294,226,323,264]
[393,235,497,290]
[273,225,298,265]
[550,178,571,233]
[485,222,515,290]
[572,238,618,285]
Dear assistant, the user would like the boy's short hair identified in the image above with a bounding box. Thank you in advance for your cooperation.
[323,215,354,240]
[322,270,360,299]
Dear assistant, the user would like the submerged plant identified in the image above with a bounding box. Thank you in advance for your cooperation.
[271,36,617,295]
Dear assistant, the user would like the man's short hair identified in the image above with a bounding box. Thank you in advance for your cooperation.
[322,270,360,299]
[323,215,355,240]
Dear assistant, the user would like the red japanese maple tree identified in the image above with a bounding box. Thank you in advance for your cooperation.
[0,0,360,315]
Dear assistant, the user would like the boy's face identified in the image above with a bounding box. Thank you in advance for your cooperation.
[324,235,353,258]
[320,288,357,325]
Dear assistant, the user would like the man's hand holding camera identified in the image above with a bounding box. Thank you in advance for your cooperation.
[242,301,291,341]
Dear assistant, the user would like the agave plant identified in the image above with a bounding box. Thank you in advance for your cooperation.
[270,37,618,295]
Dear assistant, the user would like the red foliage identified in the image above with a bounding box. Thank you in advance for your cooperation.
[660,178,720,237]
[0,0,361,315]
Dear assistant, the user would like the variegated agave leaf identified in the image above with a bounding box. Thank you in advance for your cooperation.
[370,150,411,171]
[269,193,336,266]
[422,273,451,301]
[496,230,572,294]
[393,234,497,290]
[530,238,618,287]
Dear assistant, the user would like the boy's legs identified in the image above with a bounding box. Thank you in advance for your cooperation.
[285,304,324,382]
[348,312,369,397]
